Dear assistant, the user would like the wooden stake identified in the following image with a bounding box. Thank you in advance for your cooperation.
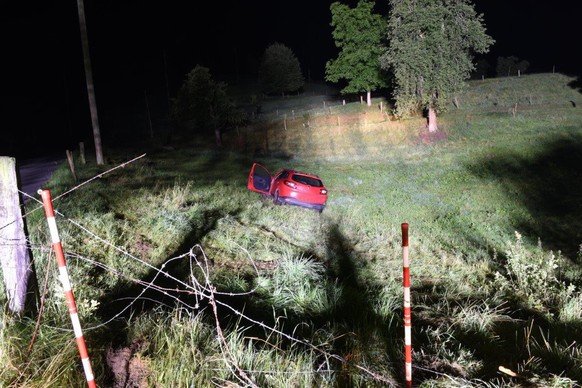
[66,150,77,182]
[145,89,153,139]
[79,142,86,164]
[0,157,37,314]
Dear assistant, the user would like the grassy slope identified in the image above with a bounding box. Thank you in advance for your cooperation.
[2,73,582,387]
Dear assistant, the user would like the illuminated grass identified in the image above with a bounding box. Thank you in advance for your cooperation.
[2,74,581,386]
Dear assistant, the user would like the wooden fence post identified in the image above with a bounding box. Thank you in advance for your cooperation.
[79,142,86,165]
[66,150,77,182]
[0,156,37,314]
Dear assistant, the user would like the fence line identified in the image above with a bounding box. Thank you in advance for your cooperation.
[0,155,410,386]
[0,154,146,238]
[2,209,396,384]
[55,215,395,384]
[254,95,387,124]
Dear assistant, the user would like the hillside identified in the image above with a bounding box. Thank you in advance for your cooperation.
[223,73,581,160]
[1,73,581,387]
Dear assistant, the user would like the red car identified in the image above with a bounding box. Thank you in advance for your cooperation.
[247,163,328,212]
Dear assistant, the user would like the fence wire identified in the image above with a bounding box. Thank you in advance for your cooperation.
[0,155,402,386]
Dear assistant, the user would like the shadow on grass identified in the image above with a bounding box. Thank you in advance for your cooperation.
[94,206,238,329]
[94,148,299,319]
[319,223,401,385]
[43,140,582,386]
[78,142,580,385]
[98,210,406,385]
[410,277,582,383]
[92,206,582,385]
[467,134,582,261]
[157,216,404,385]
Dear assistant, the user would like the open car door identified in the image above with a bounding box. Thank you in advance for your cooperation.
[247,163,272,194]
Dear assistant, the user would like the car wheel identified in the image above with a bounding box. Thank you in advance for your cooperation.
[273,190,281,205]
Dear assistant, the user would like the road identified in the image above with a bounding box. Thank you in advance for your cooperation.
[17,155,64,202]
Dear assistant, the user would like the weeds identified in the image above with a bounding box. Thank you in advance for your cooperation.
[495,232,581,320]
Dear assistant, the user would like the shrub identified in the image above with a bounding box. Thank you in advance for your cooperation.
[495,232,580,319]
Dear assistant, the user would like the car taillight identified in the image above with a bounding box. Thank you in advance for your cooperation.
[284,180,297,189]
[320,189,327,195]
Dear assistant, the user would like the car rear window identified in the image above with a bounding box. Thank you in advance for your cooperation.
[292,174,323,187]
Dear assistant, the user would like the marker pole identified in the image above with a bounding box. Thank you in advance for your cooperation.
[402,223,412,387]
[39,189,96,388]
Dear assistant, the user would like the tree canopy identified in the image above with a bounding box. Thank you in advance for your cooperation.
[380,0,494,131]
[172,65,244,147]
[325,0,387,106]
[496,56,530,77]
[259,43,304,95]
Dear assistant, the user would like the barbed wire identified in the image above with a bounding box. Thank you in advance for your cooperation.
[0,154,404,386]
[51,209,396,385]
[0,154,146,235]
[53,153,147,202]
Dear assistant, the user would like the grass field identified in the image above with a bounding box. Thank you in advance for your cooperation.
[2,73,582,387]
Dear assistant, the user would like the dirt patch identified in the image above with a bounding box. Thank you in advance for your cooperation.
[418,128,449,144]
[106,341,150,388]
[132,233,153,258]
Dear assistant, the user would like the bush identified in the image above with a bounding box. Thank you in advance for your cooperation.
[495,232,580,320]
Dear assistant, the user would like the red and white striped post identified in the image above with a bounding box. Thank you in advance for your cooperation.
[402,222,412,387]
[39,189,96,388]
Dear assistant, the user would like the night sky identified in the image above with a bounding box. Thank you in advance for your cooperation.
[1,0,579,157]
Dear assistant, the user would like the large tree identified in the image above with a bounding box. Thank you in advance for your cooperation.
[381,0,493,132]
[326,1,387,106]
[172,65,244,147]
[259,43,304,95]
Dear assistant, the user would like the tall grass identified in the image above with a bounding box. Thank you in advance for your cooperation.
[123,308,338,387]
[261,253,342,316]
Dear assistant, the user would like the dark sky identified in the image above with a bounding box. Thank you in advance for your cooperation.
[0,0,579,156]
[474,1,579,75]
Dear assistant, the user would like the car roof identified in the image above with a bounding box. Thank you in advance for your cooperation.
[283,169,322,180]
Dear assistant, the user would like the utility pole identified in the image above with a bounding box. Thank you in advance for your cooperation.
[77,0,104,165]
